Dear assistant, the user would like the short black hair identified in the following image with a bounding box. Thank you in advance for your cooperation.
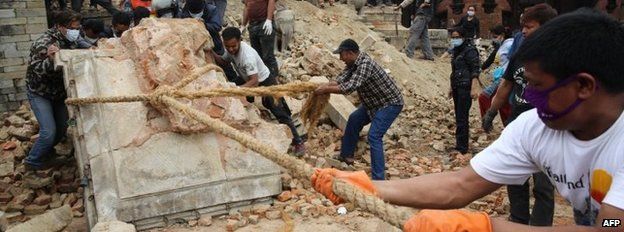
[222,27,242,41]
[515,9,624,94]
[83,19,105,34]
[522,3,558,25]
[489,25,512,39]
[186,0,205,14]
[50,10,81,27]
[449,27,465,37]
[133,7,151,25]
[112,11,132,26]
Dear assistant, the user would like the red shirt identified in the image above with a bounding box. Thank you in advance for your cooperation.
[131,0,151,9]
[246,0,268,23]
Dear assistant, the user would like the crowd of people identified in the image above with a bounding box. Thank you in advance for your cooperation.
[313,3,624,232]
[27,0,624,231]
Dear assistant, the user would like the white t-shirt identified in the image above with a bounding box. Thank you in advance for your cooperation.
[471,109,624,225]
[222,41,269,83]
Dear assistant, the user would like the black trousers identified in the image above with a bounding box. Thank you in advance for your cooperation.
[452,85,471,153]
[226,73,303,145]
[508,172,555,226]
[248,22,279,78]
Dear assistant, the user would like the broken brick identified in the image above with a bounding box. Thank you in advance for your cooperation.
[24,204,49,215]
[277,191,293,202]
[34,194,52,206]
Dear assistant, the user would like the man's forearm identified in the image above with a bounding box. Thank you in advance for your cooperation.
[242,4,248,26]
[398,0,414,8]
[241,77,259,87]
[209,50,227,66]
[320,84,342,94]
[267,0,275,20]
[490,79,512,111]
[374,167,500,209]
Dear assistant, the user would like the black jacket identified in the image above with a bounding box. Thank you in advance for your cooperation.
[456,16,480,38]
[450,42,480,88]
[481,41,501,70]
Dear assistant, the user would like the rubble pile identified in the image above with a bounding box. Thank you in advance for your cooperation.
[0,105,84,230]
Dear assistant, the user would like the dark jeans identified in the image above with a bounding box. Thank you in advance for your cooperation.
[340,104,403,180]
[258,75,303,145]
[25,91,69,168]
[206,0,227,23]
[508,172,555,226]
[452,85,471,153]
[248,21,279,78]
[228,74,302,145]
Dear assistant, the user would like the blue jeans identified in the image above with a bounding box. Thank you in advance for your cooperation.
[206,0,227,23]
[25,91,69,168]
[340,105,402,180]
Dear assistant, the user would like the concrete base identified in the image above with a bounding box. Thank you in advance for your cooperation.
[56,49,286,229]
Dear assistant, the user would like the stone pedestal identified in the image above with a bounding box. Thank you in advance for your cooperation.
[56,48,287,230]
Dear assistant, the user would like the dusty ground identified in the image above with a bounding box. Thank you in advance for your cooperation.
[152,0,575,231]
[1,0,575,231]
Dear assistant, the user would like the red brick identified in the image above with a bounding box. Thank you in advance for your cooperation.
[0,192,12,203]
[24,204,48,215]
[33,194,51,206]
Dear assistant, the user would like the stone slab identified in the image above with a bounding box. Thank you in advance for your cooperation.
[309,76,368,134]
[6,205,72,232]
[56,48,286,228]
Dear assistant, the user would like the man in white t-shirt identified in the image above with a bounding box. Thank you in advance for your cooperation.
[210,27,305,156]
[310,9,624,231]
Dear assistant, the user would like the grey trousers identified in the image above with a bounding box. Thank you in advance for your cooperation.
[405,15,434,59]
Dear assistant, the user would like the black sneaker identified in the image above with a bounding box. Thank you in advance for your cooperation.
[332,154,355,165]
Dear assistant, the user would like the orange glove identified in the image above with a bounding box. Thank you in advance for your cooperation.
[310,168,377,204]
[403,209,492,232]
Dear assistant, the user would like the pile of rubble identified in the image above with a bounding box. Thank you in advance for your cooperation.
[0,105,84,230]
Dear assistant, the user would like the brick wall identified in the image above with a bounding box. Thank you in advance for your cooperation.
[445,0,506,38]
[0,0,48,112]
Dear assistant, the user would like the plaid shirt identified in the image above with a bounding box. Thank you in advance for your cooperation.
[337,52,404,117]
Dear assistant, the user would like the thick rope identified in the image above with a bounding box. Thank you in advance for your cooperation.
[160,95,411,229]
[65,82,319,105]
[172,64,223,90]
[333,180,413,228]
[65,67,410,229]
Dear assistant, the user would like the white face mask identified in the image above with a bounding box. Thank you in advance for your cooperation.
[66,29,80,42]
[467,10,475,17]
[190,10,203,19]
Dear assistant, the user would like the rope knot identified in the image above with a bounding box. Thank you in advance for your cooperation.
[150,85,174,104]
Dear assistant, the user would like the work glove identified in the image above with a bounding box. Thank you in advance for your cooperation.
[262,19,273,35]
[311,168,377,204]
[482,109,497,133]
[403,209,492,232]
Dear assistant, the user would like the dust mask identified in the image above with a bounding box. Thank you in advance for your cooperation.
[66,29,80,42]
[450,38,464,48]
[190,10,203,19]
[523,75,584,121]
